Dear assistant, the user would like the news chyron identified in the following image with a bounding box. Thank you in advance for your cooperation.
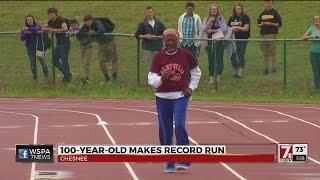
[16,145,54,163]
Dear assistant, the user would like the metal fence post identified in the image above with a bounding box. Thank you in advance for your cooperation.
[283,39,287,90]
[51,34,55,83]
[214,40,218,90]
[136,38,141,85]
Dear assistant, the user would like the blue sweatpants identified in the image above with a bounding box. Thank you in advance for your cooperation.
[156,96,189,146]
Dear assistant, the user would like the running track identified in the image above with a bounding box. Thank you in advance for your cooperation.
[0,98,319,180]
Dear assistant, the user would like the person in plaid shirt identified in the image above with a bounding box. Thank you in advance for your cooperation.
[178,2,202,61]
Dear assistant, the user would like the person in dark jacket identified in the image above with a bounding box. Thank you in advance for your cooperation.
[20,14,49,81]
[83,15,118,84]
[258,0,282,75]
[43,7,72,83]
[67,19,94,84]
[135,6,165,67]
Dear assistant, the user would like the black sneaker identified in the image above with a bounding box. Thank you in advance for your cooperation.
[263,69,269,75]
[235,74,242,79]
[111,77,117,83]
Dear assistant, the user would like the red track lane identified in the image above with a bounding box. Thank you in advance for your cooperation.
[131,106,318,180]
[67,107,240,180]
[53,104,318,180]
[0,112,35,179]
[186,106,320,180]
[0,108,134,180]
[0,99,320,179]
[192,107,320,160]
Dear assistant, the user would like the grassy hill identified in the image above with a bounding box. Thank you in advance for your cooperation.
[0,1,320,103]
[1,1,320,37]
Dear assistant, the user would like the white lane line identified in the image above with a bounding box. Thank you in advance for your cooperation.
[73,124,89,127]
[188,105,320,129]
[59,109,138,180]
[50,124,89,128]
[135,122,152,125]
[0,110,39,180]
[189,107,320,166]
[244,107,320,129]
[51,125,65,128]
[0,125,22,128]
[0,107,138,180]
[251,121,263,123]
[0,147,15,151]
[188,121,220,124]
[272,120,288,123]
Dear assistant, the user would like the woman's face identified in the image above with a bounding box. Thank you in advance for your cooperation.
[210,6,218,16]
[314,16,320,25]
[235,6,243,16]
[26,17,34,26]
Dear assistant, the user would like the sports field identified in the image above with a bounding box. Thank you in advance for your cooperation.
[0,1,320,103]
[1,99,320,179]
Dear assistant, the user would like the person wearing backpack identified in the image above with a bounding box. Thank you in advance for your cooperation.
[67,19,94,84]
[20,14,49,82]
[43,7,72,83]
[83,14,118,84]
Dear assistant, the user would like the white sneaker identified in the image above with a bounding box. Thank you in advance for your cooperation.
[209,76,214,84]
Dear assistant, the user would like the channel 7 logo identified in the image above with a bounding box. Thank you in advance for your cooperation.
[18,149,28,159]
[278,144,308,163]
[279,145,293,160]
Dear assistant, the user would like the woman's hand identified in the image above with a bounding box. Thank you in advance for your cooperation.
[182,88,193,98]
[207,29,217,34]
[22,27,28,32]
[232,26,239,32]
[208,16,216,22]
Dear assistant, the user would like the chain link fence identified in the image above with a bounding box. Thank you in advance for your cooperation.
[0,32,318,97]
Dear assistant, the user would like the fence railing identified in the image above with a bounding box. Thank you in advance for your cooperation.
[0,31,318,97]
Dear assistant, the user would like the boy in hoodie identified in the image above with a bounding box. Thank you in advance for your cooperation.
[258,0,282,75]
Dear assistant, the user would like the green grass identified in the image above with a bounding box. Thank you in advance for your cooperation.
[0,1,320,104]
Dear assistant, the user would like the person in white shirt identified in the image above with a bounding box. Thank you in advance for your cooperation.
[178,2,202,61]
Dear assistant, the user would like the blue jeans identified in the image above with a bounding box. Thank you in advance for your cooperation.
[230,41,248,70]
[52,44,71,80]
[27,48,49,80]
[310,52,320,90]
[156,96,189,146]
